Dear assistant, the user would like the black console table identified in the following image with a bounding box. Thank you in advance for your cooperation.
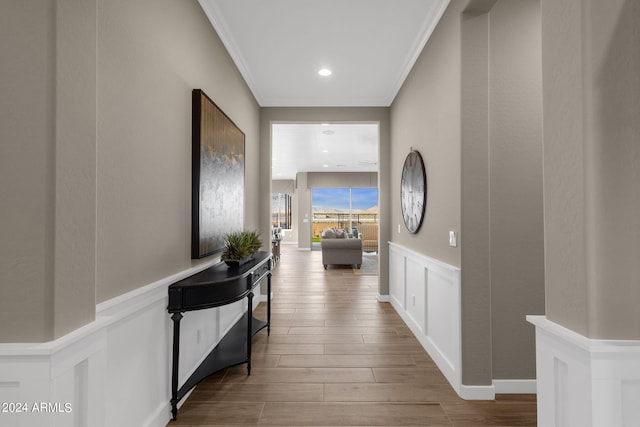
[167,252,271,420]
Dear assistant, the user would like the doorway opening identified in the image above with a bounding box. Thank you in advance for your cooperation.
[271,122,380,276]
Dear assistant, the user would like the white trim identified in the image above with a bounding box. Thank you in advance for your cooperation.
[386,0,451,105]
[459,384,495,400]
[0,259,264,427]
[376,294,390,302]
[96,257,219,318]
[527,315,640,427]
[197,0,264,104]
[388,242,463,397]
[297,247,311,251]
[387,242,536,401]
[493,379,537,394]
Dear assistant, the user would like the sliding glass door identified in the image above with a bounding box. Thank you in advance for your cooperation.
[312,187,378,252]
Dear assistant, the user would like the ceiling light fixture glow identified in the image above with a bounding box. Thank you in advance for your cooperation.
[318,68,332,77]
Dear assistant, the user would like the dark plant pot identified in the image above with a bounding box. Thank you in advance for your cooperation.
[223,254,255,268]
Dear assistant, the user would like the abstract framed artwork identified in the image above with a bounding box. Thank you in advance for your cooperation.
[191,89,245,259]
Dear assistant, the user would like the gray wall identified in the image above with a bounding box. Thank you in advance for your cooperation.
[2,0,59,342]
[486,0,544,381]
[0,0,260,342]
[96,0,260,304]
[260,108,391,295]
[391,0,545,384]
[541,0,640,339]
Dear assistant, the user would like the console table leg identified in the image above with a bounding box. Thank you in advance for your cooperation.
[170,312,183,421]
[247,291,253,375]
[267,272,272,336]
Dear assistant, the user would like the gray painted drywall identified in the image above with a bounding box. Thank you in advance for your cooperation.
[461,4,493,387]
[295,172,312,249]
[0,0,260,341]
[541,0,640,339]
[260,108,391,295]
[96,0,260,304]
[1,0,57,342]
[392,0,545,384]
[487,0,544,380]
[0,0,98,341]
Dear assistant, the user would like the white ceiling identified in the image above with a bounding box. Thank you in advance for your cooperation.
[198,0,449,180]
[272,123,379,180]
[199,0,450,107]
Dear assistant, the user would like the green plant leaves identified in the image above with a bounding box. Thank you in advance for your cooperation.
[221,231,262,260]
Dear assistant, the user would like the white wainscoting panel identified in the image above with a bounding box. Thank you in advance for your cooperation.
[0,259,263,427]
[388,243,462,396]
[528,315,640,427]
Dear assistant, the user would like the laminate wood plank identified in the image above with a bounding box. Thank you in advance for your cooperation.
[440,400,537,426]
[255,334,365,344]
[169,401,265,426]
[288,326,399,335]
[324,383,460,402]
[251,343,325,355]
[257,402,452,426]
[262,326,289,335]
[187,382,324,402]
[324,319,406,327]
[362,334,424,344]
[372,367,451,385]
[169,245,536,426]
[278,354,416,368]
[294,308,390,315]
[221,367,376,383]
[324,343,425,355]
[269,318,326,327]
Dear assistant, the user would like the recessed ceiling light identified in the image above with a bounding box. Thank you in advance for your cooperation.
[318,68,332,77]
[323,164,329,168]
[322,149,329,153]
[322,130,335,135]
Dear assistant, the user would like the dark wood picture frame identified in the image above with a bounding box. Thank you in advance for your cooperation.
[191,89,245,259]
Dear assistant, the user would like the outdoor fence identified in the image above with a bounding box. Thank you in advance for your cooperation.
[313,212,378,252]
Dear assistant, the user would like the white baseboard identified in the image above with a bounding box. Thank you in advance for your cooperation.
[376,294,390,302]
[493,379,537,394]
[0,258,263,427]
[459,384,495,400]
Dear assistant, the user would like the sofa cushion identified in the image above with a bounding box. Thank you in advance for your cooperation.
[334,228,348,238]
[320,237,362,250]
[322,228,337,239]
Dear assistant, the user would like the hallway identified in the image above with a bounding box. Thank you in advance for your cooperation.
[170,244,536,426]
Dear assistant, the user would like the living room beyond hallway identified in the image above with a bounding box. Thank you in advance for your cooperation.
[169,244,536,426]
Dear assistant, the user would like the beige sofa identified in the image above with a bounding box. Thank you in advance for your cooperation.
[320,228,363,269]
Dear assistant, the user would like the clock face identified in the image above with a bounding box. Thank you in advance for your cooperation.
[400,151,427,234]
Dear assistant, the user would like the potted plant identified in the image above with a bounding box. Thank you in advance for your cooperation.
[221,230,262,268]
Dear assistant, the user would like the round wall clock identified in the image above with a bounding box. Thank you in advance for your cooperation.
[400,150,427,234]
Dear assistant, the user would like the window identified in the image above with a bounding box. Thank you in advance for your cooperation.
[311,188,378,251]
[271,193,292,229]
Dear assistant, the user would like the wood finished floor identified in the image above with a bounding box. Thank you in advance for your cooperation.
[169,245,537,426]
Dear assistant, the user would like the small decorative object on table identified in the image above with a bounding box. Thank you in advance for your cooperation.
[221,231,262,268]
